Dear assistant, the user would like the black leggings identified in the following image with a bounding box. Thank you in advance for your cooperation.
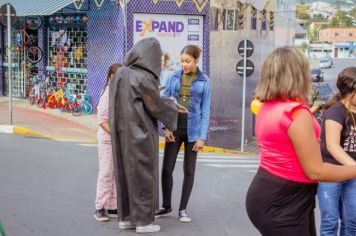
[246,167,318,236]
[161,114,197,211]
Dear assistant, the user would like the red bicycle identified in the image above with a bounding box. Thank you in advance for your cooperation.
[15,16,43,64]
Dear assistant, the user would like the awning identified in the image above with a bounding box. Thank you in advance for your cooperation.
[0,0,76,16]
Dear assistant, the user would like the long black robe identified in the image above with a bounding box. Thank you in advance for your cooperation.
[109,38,178,226]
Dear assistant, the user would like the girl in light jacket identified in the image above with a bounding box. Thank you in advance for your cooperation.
[156,45,211,223]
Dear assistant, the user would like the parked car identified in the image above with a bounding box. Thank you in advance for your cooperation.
[311,83,334,123]
[311,68,324,83]
[313,83,334,102]
[319,56,333,69]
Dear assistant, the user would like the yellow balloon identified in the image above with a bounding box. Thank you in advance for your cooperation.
[250,98,262,115]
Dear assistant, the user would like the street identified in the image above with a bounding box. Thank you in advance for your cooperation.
[318,58,356,91]
[0,134,260,236]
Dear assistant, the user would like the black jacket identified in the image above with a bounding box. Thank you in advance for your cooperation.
[109,37,177,225]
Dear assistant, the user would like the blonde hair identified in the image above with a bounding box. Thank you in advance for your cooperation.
[254,46,311,102]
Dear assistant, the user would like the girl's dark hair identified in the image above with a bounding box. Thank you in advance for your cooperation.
[180,45,202,59]
[324,67,356,110]
[100,63,123,97]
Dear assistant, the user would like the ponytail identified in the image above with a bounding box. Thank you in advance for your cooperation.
[323,93,341,110]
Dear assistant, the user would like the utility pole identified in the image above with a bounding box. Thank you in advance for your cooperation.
[7,4,13,125]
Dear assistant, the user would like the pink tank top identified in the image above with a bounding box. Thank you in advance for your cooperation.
[255,99,321,183]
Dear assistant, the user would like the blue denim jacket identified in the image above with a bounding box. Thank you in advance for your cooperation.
[163,68,211,142]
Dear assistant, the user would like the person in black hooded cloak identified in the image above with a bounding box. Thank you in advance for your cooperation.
[109,37,178,234]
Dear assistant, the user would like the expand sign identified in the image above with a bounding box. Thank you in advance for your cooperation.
[136,20,185,37]
[134,13,204,87]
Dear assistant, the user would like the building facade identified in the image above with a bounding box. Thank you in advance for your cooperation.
[208,0,296,148]
[1,0,296,149]
[319,27,356,58]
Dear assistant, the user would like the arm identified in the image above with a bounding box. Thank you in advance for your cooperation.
[325,120,356,165]
[198,79,211,141]
[97,87,110,134]
[310,104,321,114]
[192,80,211,151]
[162,76,172,97]
[139,78,178,132]
[288,109,356,182]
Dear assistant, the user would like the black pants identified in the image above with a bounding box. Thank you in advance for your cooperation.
[246,167,318,236]
[161,113,197,211]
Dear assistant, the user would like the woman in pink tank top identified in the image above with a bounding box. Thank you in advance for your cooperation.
[245,46,356,236]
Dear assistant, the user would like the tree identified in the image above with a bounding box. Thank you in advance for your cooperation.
[331,10,353,27]
[313,14,325,21]
[351,7,356,19]
[297,11,311,21]
[329,16,339,27]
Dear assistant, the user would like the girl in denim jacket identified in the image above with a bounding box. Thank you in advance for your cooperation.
[156,45,211,223]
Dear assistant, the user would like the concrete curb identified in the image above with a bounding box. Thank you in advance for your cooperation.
[0,125,97,143]
[0,125,254,155]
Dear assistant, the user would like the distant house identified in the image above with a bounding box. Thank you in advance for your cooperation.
[309,1,336,19]
[295,23,309,46]
[309,43,333,59]
[319,27,356,58]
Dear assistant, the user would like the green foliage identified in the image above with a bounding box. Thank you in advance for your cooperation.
[329,10,353,26]
[297,11,311,20]
[351,7,356,18]
[313,14,326,21]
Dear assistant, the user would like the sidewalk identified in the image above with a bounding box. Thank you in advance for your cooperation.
[0,97,258,154]
[0,97,97,143]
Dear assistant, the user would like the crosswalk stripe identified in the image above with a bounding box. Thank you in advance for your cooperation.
[76,143,259,170]
[204,164,259,168]
[159,151,256,159]
[176,159,258,163]
[77,143,98,147]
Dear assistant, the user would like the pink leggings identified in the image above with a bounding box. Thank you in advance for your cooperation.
[95,142,117,210]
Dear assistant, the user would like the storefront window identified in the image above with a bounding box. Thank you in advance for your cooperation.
[47,14,88,95]
[3,16,43,98]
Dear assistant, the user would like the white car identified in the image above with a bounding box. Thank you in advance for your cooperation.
[319,57,333,69]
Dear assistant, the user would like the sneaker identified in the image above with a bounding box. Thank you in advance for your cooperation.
[94,208,110,222]
[179,210,191,223]
[119,221,135,230]
[136,224,160,233]
[155,207,172,218]
[107,209,118,218]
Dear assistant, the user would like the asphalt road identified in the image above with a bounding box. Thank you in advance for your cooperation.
[0,134,261,236]
[319,58,356,91]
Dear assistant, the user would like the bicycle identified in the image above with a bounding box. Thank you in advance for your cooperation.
[78,91,93,115]
[46,85,67,110]
[28,72,51,108]
[28,74,42,105]
[24,16,43,30]
[15,17,43,64]
[63,83,82,115]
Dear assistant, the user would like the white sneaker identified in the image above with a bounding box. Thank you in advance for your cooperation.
[119,221,135,230]
[179,210,191,223]
[136,224,160,233]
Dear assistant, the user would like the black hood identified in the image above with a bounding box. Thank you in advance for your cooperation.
[124,37,162,79]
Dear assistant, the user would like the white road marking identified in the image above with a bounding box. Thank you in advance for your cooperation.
[176,159,258,163]
[77,143,98,147]
[204,164,259,168]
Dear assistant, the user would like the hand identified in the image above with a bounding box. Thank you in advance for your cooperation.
[168,96,177,103]
[192,139,205,152]
[164,129,175,142]
[176,103,188,113]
